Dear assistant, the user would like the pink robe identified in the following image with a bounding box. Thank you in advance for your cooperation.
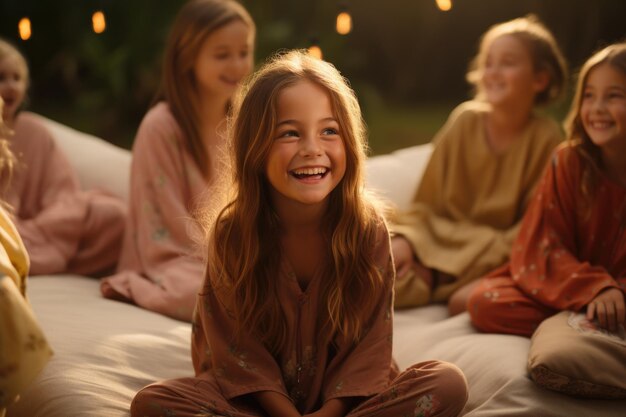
[101,102,209,322]
[2,112,126,276]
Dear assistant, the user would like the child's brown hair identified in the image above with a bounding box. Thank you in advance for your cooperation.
[205,50,386,354]
[156,0,255,175]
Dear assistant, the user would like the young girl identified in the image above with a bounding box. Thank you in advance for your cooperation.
[130,51,468,417]
[101,0,255,321]
[391,16,568,311]
[0,96,52,417]
[0,38,126,276]
[468,43,626,337]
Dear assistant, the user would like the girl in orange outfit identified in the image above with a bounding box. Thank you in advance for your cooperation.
[467,43,626,337]
[130,50,468,417]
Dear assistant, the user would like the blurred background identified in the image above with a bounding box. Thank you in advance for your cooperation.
[1,0,625,154]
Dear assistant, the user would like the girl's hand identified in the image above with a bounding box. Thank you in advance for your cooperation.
[586,288,626,333]
[391,236,415,278]
[303,398,351,417]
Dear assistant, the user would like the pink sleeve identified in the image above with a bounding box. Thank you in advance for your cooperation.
[104,108,205,320]
[13,119,87,273]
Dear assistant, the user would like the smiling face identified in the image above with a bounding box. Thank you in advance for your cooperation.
[481,34,547,110]
[0,53,27,125]
[193,19,254,101]
[580,63,626,153]
[265,80,346,212]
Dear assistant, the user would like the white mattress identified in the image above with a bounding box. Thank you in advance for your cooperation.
[8,275,626,416]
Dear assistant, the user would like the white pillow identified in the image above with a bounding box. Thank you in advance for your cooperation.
[365,144,433,212]
[32,114,131,202]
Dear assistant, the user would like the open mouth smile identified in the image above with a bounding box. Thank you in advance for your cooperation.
[290,167,329,181]
[588,120,614,130]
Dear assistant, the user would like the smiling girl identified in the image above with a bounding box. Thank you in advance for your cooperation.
[0,38,126,277]
[130,50,468,417]
[0,95,52,417]
[391,16,568,311]
[101,0,255,321]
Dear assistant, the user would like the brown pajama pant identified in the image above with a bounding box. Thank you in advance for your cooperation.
[131,360,468,417]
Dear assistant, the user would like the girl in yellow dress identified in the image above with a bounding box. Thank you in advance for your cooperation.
[0,95,52,416]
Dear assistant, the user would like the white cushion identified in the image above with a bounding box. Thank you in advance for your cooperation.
[11,276,626,417]
[31,114,131,202]
[365,144,433,212]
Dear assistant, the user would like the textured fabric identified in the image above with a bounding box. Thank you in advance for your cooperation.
[0,205,52,408]
[528,311,626,399]
[131,361,468,417]
[469,144,626,336]
[1,112,126,276]
[393,101,562,303]
[101,102,211,322]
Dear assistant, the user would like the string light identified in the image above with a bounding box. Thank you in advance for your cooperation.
[92,10,106,34]
[18,17,32,41]
[336,7,352,35]
[435,0,452,12]
[308,39,323,60]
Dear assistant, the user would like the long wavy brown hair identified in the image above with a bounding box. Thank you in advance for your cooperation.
[565,43,626,165]
[466,14,568,106]
[155,0,255,176]
[561,43,626,201]
[204,50,385,354]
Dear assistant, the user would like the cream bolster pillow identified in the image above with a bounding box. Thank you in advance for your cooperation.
[527,311,626,399]
[33,114,132,202]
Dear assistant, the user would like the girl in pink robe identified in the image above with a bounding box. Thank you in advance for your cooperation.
[0,39,125,277]
[130,51,468,417]
[100,0,256,321]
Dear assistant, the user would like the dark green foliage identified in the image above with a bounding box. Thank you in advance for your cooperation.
[0,0,624,152]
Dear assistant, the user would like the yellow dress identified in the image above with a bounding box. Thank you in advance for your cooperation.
[0,205,52,411]
[393,101,562,305]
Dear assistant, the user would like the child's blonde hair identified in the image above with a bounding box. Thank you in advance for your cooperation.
[466,15,567,106]
[0,97,16,190]
[156,0,255,175]
[206,50,385,354]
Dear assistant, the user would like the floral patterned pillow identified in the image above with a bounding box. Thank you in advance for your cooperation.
[527,311,626,399]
